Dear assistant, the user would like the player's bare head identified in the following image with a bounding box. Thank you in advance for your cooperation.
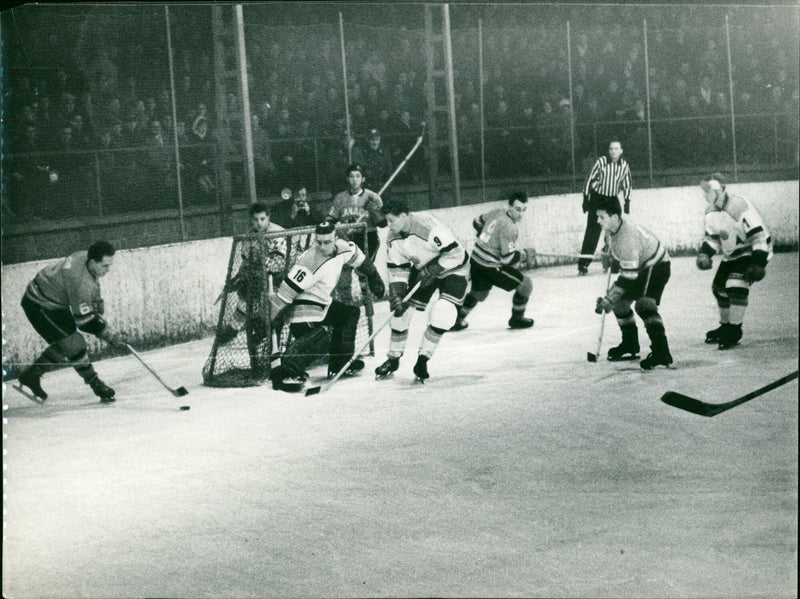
[315,221,338,256]
[608,140,623,160]
[700,173,727,207]
[507,191,528,222]
[381,198,410,233]
[249,202,270,232]
[346,164,364,191]
[87,240,115,277]
[595,196,622,231]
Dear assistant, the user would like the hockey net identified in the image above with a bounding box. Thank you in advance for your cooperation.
[202,222,376,387]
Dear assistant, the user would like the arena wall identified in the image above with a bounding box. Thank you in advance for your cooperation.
[3,181,797,376]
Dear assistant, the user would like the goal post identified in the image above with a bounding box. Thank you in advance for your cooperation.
[202,222,376,387]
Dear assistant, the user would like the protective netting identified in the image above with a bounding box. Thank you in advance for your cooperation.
[202,222,375,387]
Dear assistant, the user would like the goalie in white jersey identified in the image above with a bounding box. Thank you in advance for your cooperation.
[268,222,385,392]
[695,173,772,349]
[374,198,470,383]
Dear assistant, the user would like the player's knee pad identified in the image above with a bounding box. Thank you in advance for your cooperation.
[390,308,414,332]
[634,297,658,318]
[515,275,533,299]
[429,299,458,331]
[56,332,87,360]
[612,300,633,319]
[469,289,490,304]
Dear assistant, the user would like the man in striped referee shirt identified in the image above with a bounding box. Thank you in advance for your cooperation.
[578,140,631,275]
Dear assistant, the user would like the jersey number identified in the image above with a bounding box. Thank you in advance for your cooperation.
[433,236,442,247]
[479,221,497,244]
[293,270,307,283]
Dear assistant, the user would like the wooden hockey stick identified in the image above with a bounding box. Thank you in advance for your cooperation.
[661,370,798,417]
[377,122,426,197]
[529,251,599,261]
[305,282,422,396]
[587,267,614,362]
[125,344,189,397]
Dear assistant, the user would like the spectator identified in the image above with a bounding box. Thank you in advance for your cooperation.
[270,186,321,230]
[353,128,393,194]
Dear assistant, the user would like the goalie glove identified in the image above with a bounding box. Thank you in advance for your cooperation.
[416,261,445,289]
[595,285,625,314]
[389,282,409,317]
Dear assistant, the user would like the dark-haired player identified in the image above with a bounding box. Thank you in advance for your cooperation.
[374,198,469,383]
[268,222,385,392]
[16,241,128,402]
[594,196,673,370]
[453,191,534,331]
[695,173,772,349]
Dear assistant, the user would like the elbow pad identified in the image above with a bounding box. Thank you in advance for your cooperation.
[750,250,768,268]
[700,242,716,257]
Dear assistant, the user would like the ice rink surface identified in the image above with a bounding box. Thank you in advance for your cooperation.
[4,254,798,598]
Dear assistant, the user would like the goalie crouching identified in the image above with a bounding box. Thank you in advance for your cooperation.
[268,222,385,392]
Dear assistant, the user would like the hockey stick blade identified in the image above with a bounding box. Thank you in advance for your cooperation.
[661,370,798,417]
[304,385,321,396]
[587,352,598,362]
[125,343,190,398]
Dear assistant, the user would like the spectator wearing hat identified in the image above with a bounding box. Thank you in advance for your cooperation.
[353,128,393,196]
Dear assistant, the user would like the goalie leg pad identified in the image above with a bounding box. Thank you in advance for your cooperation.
[429,298,458,331]
[282,325,329,377]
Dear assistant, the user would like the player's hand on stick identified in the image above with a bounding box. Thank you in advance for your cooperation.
[696,253,713,270]
[389,282,409,317]
[595,296,613,314]
[100,328,130,349]
[744,264,765,283]
[417,262,444,289]
[367,271,386,299]
[595,285,624,314]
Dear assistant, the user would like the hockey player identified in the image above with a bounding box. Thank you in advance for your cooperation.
[217,202,286,345]
[452,191,534,331]
[695,173,772,349]
[374,198,470,383]
[593,195,673,370]
[16,241,128,402]
[268,221,385,392]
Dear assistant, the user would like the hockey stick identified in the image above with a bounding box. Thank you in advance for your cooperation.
[125,344,189,397]
[661,370,798,417]
[305,282,422,396]
[528,251,599,261]
[377,122,426,197]
[587,267,614,362]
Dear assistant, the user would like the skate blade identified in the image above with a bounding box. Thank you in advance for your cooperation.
[12,383,45,404]
[717,343,740,350]
[607,354,640,362]
[413,376,427,385]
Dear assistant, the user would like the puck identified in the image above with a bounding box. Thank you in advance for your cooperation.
[179,405,190,411]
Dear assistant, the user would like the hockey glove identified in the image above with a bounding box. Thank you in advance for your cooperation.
[696,253,713,270]
[624,199,630,214]
[389,282,409,317]
[357,258,386,299]
[595,285,625,314]
[744,264,765,283]
[417,261,445,289]
[100,328,129,349]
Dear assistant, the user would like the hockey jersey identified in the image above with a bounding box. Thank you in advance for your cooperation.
[328,188,383,230]
[471,208,520,268]
[276,239,365,322]
[386,212,469,285]
[607,216,669,284]
[703,193,772,262]
[24,250,107,335]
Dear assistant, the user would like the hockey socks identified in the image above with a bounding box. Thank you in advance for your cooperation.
[419,325,446,359]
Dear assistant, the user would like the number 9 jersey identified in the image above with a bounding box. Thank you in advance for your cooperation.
[386,212,469,285]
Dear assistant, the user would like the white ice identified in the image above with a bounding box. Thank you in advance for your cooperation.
[3,254,798,598]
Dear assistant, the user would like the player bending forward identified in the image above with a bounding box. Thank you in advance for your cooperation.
[594,196,674,370]
[268,222,385,392]
[695,173,772,349]
[217,202,287,345]
[453,191,534,331]
[375,198,470,383]
[16,241,128,402]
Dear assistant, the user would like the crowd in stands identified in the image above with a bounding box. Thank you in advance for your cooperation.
[3,4,798,221]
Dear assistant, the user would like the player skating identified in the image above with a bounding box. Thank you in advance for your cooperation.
[217,202,287,345]
[593,196,673,370]
[695,173,772,349]
[15,241,128,402]
[452,191,534,331]
[268,222,385,392]
[375,198,470,383]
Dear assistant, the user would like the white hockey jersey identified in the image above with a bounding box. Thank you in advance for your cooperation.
[276,238,365,322]
[386,212,469,284]
[703,193,772,262]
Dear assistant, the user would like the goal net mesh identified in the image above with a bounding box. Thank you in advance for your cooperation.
[202,222,375,387]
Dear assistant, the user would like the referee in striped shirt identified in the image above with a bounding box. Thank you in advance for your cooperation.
[578,140,632,275]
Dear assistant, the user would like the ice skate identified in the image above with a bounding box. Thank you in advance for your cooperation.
[413,355,430,384]
[270,367,305,393]
[508,315,534,329]
[451,318,469,331]
[717,323,742,350]
[705,324,727,344]
[17,367,48,401]
[639,350,674,370]
[607,340,640,361]
[375,357,400,380]
[88,375,116,403]
[328,358,365,379]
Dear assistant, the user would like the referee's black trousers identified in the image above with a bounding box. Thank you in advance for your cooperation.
[579,190,618,270]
